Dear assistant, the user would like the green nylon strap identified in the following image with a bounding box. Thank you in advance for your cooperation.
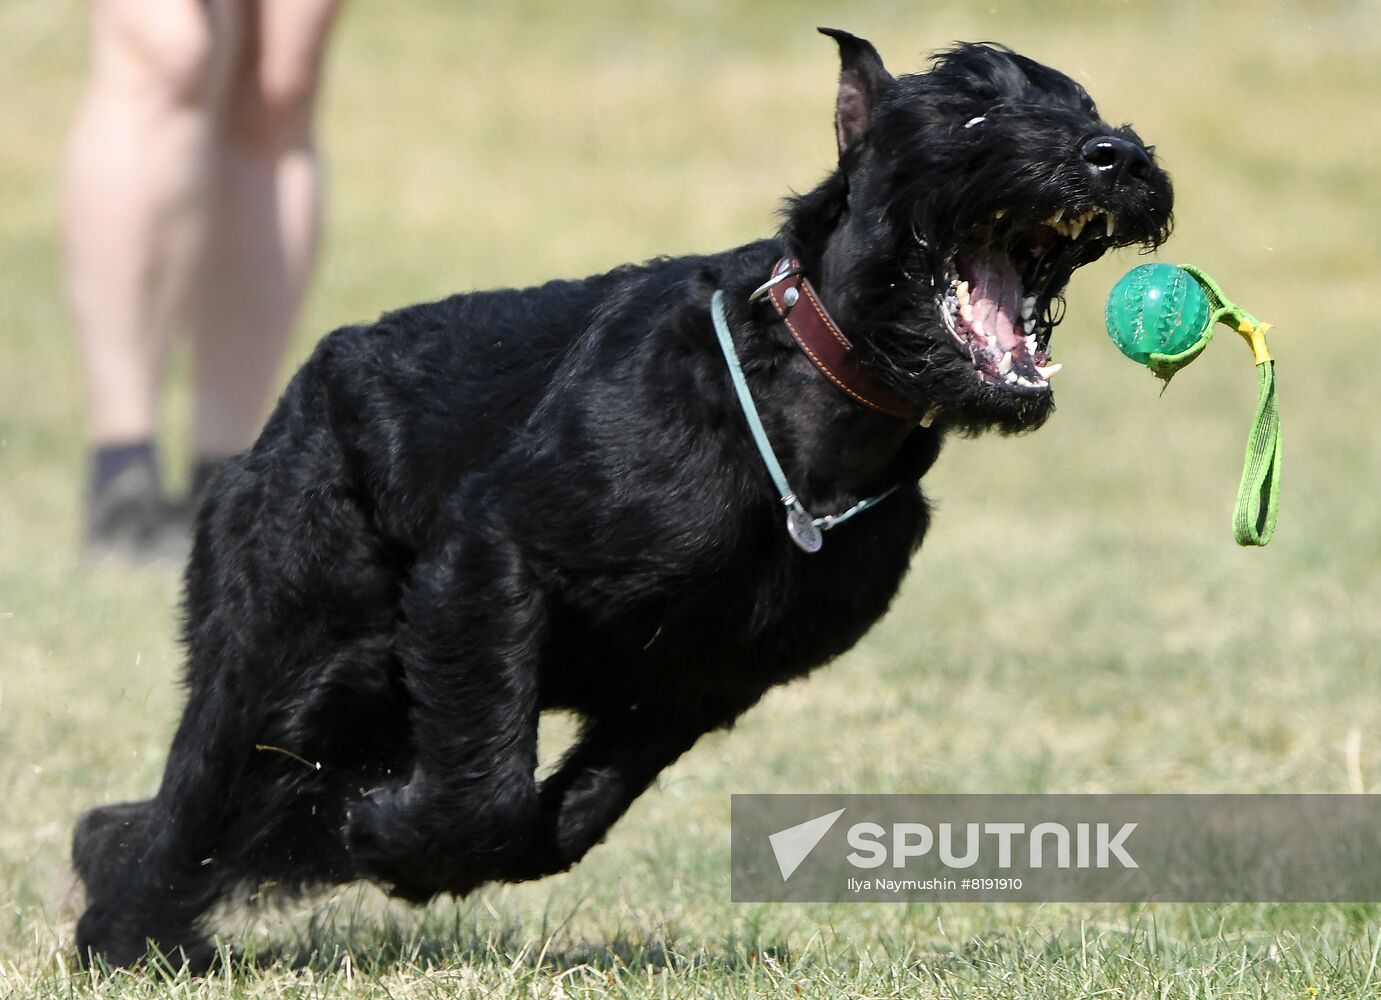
[1146,264,1281,547]
[1234,360,1281,546]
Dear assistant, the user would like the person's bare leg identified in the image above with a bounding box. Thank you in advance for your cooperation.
[188,0,342,479]
[62,0,240,557]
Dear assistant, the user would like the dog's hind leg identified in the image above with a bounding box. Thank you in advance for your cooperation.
[75,607,406,968]
[72,800,150,890]
[73,669,259,970]
[344,525,548,901]
[74,459,376,968]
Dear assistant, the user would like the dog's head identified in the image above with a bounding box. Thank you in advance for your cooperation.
[785,30,1174,434]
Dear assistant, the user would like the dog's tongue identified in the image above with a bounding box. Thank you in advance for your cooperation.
[963,252,1022,351]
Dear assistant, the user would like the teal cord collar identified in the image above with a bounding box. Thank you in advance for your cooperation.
[710,289,898,553]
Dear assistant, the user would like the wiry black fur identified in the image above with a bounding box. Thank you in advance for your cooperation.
[72,31,1172,969]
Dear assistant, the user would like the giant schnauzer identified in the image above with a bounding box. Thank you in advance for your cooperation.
[73,29,1172,967]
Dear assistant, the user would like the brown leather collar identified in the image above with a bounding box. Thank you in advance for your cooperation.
[754,256,919,422]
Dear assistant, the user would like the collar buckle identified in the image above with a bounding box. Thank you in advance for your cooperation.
[747,260,802,304]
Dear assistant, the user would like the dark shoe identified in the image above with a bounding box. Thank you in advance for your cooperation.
[84,463,192,567]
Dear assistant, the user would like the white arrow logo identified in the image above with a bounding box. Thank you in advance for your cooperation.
[768,808,846,881]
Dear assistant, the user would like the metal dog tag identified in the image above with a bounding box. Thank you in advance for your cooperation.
[786,508,823,553]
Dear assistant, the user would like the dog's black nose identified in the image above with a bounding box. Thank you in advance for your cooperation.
[1080,136,1151,185]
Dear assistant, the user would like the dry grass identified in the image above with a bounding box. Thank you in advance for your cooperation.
[2,0,1380,995]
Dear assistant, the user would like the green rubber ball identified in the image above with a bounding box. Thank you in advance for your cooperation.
[1105,263,1211,365]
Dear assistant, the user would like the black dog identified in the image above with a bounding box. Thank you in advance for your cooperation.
[73,30,1171,968]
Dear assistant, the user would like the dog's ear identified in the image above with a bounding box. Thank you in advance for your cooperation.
[818,27,893,156]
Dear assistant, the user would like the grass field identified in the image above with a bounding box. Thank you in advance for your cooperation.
[3,1,1381,996]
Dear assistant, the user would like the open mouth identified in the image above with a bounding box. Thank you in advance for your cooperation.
[935,206,1118,395]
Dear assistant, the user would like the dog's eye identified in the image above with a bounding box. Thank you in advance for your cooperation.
[964,116,988,129]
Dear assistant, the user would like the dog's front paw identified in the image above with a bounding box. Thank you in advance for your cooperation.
[345,783,529,901]
[345,788,442,901]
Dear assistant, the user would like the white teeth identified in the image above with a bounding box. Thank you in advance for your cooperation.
[1036,363,1063,378]
[1024,333,1037,350]
[1021,296,1036,320]
[994,209,1006,219]
[956,281,970,304]
[1023,319,1036,335]
[998,351,1013,374]
[972,319,987,339]
[959,302,974,323]
[1004,371,1019,384]
[1043,207,1115,240]
[1017,376,1039,388]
